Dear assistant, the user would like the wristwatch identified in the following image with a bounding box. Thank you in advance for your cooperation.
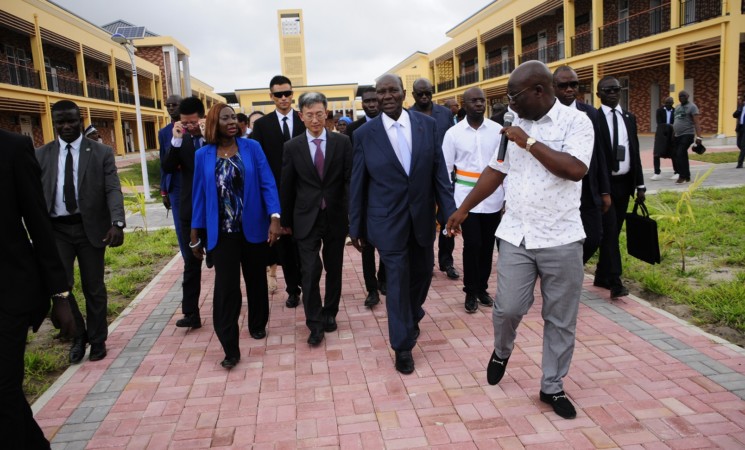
[113,221,125,228]
[525,137,537,153]
[270,213,280,219]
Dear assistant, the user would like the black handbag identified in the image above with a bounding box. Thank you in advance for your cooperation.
[626,200,661,264]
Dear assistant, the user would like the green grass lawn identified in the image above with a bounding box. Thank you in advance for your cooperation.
[689,151,740,164]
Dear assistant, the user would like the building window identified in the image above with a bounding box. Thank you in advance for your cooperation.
[618,0,629,43]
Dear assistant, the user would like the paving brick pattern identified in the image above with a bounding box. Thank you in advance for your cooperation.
[33,236,745,449]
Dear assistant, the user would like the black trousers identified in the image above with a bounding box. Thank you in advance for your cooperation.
[596,174,633,288]
[277,235,302,296]
[673,134,694,179]
[436,207,454,268]
[295,211,345,332]
[0,311,50,449]
[179,219,201,316]
[212,233,269,359]
[53,221,107,344]
[362,244,386,293]
[580,206,603,264]
[737,131,745,166]
[653,155,678,175]
[461,212,501,295]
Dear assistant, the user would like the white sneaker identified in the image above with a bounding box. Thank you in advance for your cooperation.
[670,173,679,180]
[650,173,662,181]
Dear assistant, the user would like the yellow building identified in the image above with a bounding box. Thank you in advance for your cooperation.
[0,1,224,155]
[278,9,308,87]
[384,0,745,139]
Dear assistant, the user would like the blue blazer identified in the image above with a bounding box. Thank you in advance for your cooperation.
[349,110,456,252]
[191,138,280,251]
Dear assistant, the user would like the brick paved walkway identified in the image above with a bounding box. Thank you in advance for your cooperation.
[33,237,745,449]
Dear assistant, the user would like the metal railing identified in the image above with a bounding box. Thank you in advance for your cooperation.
[457,71,479,87]
[680,0,721,26]
[600,3,672,48]
[0,60,40,88]
[483,58,515,80]
[87,82,114,101]
[46,71,83,96]
[436,79,455,93]
[571,30,593,56]
[139,95,156,108]
[118,89,135,105]
[520,41,564,64]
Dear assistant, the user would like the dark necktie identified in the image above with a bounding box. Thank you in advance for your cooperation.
[192,135,202,150]
[312,138,326,209]
[63,144,77,213]
[611,108,620,172]
[282,116,291,142]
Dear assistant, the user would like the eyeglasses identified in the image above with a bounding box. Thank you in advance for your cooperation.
[507,85,534,103]
[556,81,579,90]
[303,112,326,122]
[272,90,293,98]
[600,86,621,94]
[413,91,433,97]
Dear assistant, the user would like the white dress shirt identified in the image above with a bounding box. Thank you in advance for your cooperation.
[381,110,412,169]
[489,101,593,249]
[599,104,631,176]
[170,134,204,148]
[442,118,505,213]
[306,129,327,161]
[52,135,83,217]
[276,110,294,135]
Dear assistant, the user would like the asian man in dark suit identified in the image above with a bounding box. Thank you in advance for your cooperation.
[553,65,611,263]
[346,86,386,307]
[350,74,456,374]
[281,92,353,345]
[593,76,646,299]
[2,129,76,449]
[251,75,306,308]
[36,100,126,364]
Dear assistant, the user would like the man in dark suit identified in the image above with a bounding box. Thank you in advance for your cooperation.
[158,95,186,257]
[251,75,306,308]
[553,65,610,263]
[281,92,353,346]
[734,93,744,168]
[36,100,126,363]
[409,77,459,280]
[651,96,675,180]
[349,74,456,374]
[593,76,646,299]
[162,96,205,329]
[347,86,386,307]
[2,129,76,449]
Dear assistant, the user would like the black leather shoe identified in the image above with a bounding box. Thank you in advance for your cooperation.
[394,350,415,374]
[176,313,202,329]
[285,293,300,308]
[307,329,324,346]
[89,343,107,362]
[378,280,387,296]
[69,336,86,364]
[540,390,577,419]
[220,356,239,369]
[477,293,494,307]
[441,265,460,279]
[465,294,478,313]
[250,329,266,339]
[364,291,380,308]
[324,315,337,332]
[205,251,214,269]
[610,285,630,298]
[413,324,420,340]
[486,350,509,385]
[593,278,611,289]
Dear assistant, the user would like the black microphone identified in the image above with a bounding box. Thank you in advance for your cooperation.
[497,112,514,163]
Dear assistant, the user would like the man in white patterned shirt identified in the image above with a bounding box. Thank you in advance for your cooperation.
[447,61,593,420]
[442,87,505,314]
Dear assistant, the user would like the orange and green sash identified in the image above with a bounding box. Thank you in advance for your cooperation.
[455,168,480,187]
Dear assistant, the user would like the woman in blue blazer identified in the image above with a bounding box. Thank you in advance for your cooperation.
[190,103,281,369]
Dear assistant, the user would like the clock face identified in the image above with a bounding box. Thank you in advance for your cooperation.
[281,17,301,35]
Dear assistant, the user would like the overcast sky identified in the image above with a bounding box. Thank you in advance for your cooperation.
[53,0,490,93]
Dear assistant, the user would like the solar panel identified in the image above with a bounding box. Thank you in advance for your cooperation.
[115,26,146,39]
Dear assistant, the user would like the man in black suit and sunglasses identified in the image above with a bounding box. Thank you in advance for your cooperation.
[251,75,306,308]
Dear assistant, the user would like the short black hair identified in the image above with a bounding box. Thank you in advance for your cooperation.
[178,96,205,117]
[51,100,80,114]
[248,111,264,120]
[270,75,292,89]
[360,86,376,96]
[597,75,618,90]
[236,113,248,123]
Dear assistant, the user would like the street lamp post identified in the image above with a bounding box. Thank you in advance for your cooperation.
[111,32,151,201]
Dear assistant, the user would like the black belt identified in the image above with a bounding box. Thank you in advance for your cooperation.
[51,214,82,224]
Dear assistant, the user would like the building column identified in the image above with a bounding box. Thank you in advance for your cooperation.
[113,109,125,156]
[180,54,192,97]
[669,46,684,99]
[513,17,522,65]
[592,63,601,108]
[77,43,88,98]
[591,0,603,51]
[452,50,460,88]
[718,23,740,137]
[109,50,120,103]
[30,15,47,91]
[563,0,575,58]
[671,0,681,29]
[477,31,485,82]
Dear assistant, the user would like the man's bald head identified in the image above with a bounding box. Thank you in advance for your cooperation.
[507,61,555,120]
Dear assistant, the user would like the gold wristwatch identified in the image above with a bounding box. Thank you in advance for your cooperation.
[525,137,537,153]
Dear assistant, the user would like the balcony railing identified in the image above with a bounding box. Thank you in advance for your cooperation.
[0,60,40,88]
[46,71,83,96]
[118,89,135,105]
[436,79,455,93]
[483,58,515,80]
[140,95,156,108]
[87,82,114,101]
[571,30,593,56]
[680,0,721,26]
[520,41,564,64]
[600,3,672,48]
[457,71,479,87]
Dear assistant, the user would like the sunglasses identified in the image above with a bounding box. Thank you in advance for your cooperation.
[272,90,293,98]
[413,91,433,97]
[507,85,534,103]
[556,81,579,90]
[600,86,621,94]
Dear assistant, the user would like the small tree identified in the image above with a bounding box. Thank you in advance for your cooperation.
[121,178,147,233]
[649,167,713,272]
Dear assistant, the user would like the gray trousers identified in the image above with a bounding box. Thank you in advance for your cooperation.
[493,239,583,394]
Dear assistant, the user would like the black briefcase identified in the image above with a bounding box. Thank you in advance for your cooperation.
[626,200,661,265]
